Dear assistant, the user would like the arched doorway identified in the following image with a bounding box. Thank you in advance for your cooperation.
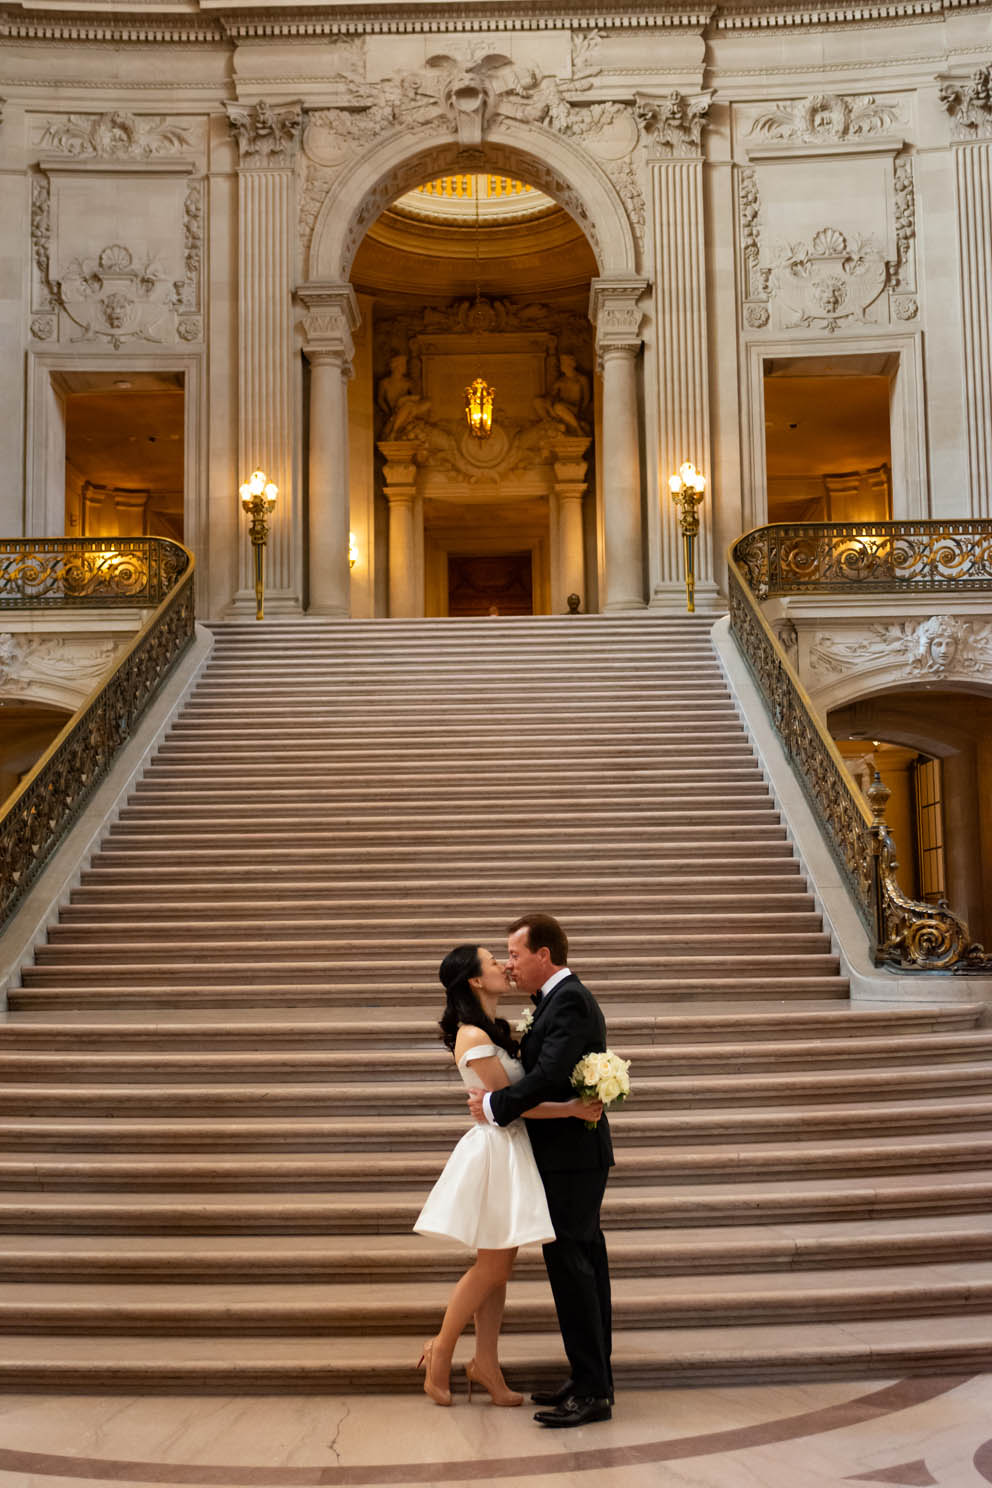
[297,115,647,619]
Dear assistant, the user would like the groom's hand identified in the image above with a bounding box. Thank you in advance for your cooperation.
[467,1089,487,1124]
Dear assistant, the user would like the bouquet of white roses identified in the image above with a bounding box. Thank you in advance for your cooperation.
[571,1049,631,1129]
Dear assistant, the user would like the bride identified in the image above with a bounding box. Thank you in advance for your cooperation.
[414,943,601,1407]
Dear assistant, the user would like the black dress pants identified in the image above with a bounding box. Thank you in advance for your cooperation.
[540,1165,612,1399]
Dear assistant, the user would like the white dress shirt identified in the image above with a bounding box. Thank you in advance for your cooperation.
[482,967,572,1124]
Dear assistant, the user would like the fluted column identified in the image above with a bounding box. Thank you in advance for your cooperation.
[226,100,304,614]
[300,285,360,615]
[378,440,421,618]
[589,277,649,611]
[648,148,718,610]
[940,68,992,516]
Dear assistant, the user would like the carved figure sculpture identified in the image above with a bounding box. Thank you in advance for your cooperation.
[532,356,591,436]
[377,355,433,439]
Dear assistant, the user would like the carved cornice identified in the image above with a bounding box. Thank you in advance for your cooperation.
[3,0,990,45]
[938,65,992,141]
[225,99,302,166]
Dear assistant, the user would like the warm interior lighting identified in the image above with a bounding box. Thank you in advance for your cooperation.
[349,532,359,569]
[671,461,706,496]
[239,468,278,509]
[465,377,495,439]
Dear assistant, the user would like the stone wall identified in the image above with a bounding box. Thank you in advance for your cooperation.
[0,5,989,615]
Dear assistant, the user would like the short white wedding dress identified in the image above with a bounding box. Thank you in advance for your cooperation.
[414,1043,556,1250]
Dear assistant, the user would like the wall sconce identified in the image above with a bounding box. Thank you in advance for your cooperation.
[465,376,495,439]
[239,467,277,620]
[349,532,359,570]
[669,461,706,613]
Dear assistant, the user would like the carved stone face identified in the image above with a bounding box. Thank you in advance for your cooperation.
[928,632,957,666]
[102,294,131,329]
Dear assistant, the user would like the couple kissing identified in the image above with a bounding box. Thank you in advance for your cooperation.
[414,912,614,1429]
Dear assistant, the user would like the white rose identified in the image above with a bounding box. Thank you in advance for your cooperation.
[600,1076,622,1104]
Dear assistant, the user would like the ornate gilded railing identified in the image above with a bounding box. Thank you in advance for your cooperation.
[735,519,992,600]
[0,538,188,608]
[0,538,194,929]
[728,521,991,972]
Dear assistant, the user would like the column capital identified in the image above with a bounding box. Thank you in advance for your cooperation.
[589,276,649,360]
[225,99,303,168]
[298,282,360,369]
[636,90,714,161]
[938,66,992,142]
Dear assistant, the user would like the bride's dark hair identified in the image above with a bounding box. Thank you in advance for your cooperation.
[438,943,519,1057]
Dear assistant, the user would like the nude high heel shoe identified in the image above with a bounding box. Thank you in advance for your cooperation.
[417,1338,452,1406]
[465,1358,523,1407]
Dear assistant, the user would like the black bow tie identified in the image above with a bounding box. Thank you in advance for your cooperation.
[531,990,542,1006]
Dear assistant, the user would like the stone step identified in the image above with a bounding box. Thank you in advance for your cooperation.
[34,934,833,965]
[8,976,850,1009]
[1,1097,988,1150]
[1,1135,991,1189]
[0,1064,983,1115]
[75,863,806,889]
[0,1315,989,1389]
[0,1264,989,1334]
[19,955,843,987]
[0,1004,978,1047]
[0,1172,989,1232]
[0,1218,987,1281]
[107,805,780,833]
[0,1032,985,1083]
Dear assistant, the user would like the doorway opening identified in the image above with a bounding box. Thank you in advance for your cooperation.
[60,371,185,542]
[764,355,894,524]
[834,738,945,904]
[446,552,534,617]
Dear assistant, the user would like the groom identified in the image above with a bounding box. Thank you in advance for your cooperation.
[468,912,614,1427]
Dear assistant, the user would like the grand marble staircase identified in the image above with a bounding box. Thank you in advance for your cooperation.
[2,615,991,1389]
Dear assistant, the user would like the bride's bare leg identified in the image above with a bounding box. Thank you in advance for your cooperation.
[473,1279,508,1375]
[432,1248,516,1384]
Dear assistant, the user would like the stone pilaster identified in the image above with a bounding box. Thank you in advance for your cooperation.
[300,284,360,616]
[646,120,719,611]
[940,70,992,518]
[226,100,303,614]
[378,439,422,618]
[589,277,649,611]
[550,435,590,613]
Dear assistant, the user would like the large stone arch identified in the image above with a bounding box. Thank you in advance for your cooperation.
[307,120,638,284]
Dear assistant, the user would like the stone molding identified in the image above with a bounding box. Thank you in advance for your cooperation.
[938,66,992,141]
[589,275,648,360]
[225,100,302,166]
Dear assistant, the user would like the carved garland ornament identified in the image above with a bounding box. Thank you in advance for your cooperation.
[748,92,901,144]
[39,111,193,159]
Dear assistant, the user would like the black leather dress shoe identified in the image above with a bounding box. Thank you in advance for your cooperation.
[531,1378,574,1406]
[534,1396,612,1429]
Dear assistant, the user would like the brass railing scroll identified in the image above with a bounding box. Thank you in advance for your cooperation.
[728,520,991,972]
[0,537,195,929]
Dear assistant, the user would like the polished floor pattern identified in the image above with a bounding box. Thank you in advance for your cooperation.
[0,1373,991,1487]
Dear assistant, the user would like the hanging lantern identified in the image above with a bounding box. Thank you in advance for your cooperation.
[464,376,495,439]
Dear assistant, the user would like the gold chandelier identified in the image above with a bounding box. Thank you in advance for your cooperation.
[465,376,495,439]
[464,178,495,440]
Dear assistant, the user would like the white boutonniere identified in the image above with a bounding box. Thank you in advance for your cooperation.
[515,1007,534,1037]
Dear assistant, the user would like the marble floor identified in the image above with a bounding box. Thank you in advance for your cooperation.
[0,1371,991,1488]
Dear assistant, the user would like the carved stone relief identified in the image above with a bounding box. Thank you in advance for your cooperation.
[38,111,194,159]
[226,100,302,165]
[0,632,123,707]
[301,51,657,262]
[636,91,713,158]
[738,145,916,332]
[29,168,202,347]
[938,66,992,141]
[808,617,992,682]
[748,93,901,145]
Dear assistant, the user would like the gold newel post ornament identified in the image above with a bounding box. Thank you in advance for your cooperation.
[239,468,278,620]
[669,461,706,613]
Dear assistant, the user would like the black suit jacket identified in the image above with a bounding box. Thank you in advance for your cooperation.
[488,972,614,1174]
